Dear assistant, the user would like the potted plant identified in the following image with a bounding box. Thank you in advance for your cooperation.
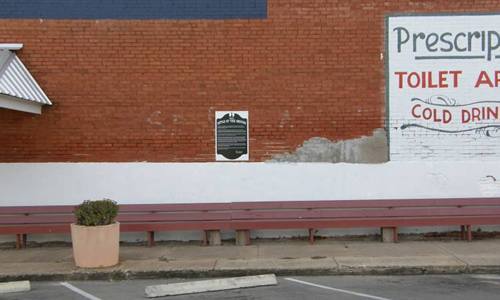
[71,199,119,268]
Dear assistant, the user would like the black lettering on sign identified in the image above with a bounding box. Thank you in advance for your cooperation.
[216,113,248,160]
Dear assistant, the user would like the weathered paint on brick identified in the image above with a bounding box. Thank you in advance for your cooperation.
[1,1,500,162]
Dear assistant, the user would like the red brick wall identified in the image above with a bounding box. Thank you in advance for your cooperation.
[1,0,500,162]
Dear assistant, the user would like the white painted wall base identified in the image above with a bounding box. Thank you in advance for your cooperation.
[0,162,499,206]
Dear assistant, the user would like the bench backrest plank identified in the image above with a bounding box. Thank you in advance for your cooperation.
[229,198,500,210]
[0,212,232,225]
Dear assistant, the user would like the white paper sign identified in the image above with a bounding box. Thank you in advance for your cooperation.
[387,14,500,161]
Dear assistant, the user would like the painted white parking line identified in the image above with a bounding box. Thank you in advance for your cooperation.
[284,278,393,300]
[59,282,102,300]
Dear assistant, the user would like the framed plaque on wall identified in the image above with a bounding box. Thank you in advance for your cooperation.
[215,111,249,161]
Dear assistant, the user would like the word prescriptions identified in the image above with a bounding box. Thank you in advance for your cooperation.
[388,15,500,161]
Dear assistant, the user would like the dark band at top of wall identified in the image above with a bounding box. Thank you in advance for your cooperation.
[0,0,267,20]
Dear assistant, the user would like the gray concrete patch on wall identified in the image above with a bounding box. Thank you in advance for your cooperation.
[269,129,389,163]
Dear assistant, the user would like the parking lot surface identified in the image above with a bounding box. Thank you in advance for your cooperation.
[2,274,500,300]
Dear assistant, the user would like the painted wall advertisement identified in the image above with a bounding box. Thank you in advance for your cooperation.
[388,14,500,161]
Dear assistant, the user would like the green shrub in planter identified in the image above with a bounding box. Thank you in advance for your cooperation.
[75,199,118,226]
[72,199,120,268]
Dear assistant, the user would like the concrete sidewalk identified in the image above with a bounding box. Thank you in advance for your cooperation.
[1,239,500,281]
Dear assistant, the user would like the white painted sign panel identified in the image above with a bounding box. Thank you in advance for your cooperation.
[387,14,500,161]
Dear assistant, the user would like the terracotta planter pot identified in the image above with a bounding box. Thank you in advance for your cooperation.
[71,222,120,268]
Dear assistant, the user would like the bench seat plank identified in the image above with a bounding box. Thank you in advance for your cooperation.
[230,215,500,229]
[229,198,500,210]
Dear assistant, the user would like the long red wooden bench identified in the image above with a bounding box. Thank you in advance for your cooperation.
[0,203,233,249]
[1,198,499,249]
[229,198,500,244]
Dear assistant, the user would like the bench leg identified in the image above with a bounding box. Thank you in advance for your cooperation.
[235,230,251,246]
[466,225,472,242]
[381,227,398,243]
[147,231,155,247]
[308,228,315,245]
[16,234,22,249]
[202,230,208,246]
[205,230,222,246]
[15,234,27,249]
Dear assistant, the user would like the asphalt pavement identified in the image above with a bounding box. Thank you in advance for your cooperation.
[2,274,500,300]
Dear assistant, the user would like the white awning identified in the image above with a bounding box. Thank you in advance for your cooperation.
[0,44,52,114]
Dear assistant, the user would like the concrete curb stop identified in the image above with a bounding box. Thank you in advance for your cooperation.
[145,274,278,298]
[0,280,31,294]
